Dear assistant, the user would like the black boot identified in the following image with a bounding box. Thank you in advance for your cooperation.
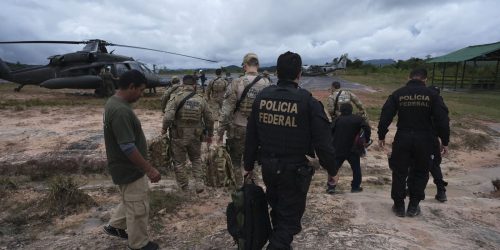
[435,181,448,202]
[406,200,421,217]
[392,200,405,217]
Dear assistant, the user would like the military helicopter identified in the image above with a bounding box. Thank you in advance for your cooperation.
[302,53,348,76]
[0,39,217,93]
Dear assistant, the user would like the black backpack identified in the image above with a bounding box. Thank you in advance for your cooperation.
[226,181,272,249]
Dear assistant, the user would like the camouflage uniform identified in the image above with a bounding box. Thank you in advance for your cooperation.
[218,71,270,185]
[100,70,116,97]
[327,89,367,120]
[163,85,214,191]
[160,77,181,113]
[206,75,228,121]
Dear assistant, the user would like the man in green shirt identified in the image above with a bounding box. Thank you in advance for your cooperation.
[102,69,161,250]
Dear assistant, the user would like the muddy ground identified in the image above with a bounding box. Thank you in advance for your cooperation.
[0,82,499,249]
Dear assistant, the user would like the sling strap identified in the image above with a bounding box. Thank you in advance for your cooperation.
[175,91,196,117]
[234,75,262,113]
[332,90,343,116]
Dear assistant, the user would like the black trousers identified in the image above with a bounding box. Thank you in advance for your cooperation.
[407,136,446,187]
[261,157,314,250]
[390,131,433,202]
[429,136,446,186]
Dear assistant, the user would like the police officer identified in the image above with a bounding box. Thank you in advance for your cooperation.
[206,68,228,122]
[428,86,449,202]
[244,51,339,249]
[407,85,449,202]
[217,53,271,185]
[160,76,181,113]
[378,68,450,217]
[162,75,214,193]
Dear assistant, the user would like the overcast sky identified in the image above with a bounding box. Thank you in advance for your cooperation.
[1,0,499,69]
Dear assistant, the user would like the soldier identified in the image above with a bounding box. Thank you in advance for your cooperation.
[206,68,228,122]
[225,71,233,83]
[326,81,367,121]
[217,53,271,185]
[162,75,214,193]
[199,70,207,92]
[378,68,449,217]
[244,51,339,249]
[160,76,181,113]
[99,66,118,97]
[262,70,273,83]
[102,69,160,250]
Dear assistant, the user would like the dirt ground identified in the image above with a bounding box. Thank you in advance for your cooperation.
[0,85,499,249]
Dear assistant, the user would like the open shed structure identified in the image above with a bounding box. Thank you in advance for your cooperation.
[427,41,500,90]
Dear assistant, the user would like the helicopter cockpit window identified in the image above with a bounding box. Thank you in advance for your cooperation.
[139,63,152,73]
[128,63,141,71]
[115,63,129,76]
[82,43,97,52]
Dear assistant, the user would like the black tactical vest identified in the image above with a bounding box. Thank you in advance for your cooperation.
[255,82,312,156]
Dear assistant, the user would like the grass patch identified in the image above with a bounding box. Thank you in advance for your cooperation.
[149,189,187,232]
[46,175,96,216]
[0,98,105,109]
[0,177,18,197]
[150,189,186,215]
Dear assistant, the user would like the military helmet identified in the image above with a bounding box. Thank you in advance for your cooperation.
[182,74,196,85]
[171,76,180,84]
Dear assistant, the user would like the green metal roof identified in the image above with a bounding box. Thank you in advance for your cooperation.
[427,41,500,63]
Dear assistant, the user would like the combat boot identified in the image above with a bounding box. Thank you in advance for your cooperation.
[406,200,421,217]
[392,200,405,217]
[326,183,336,194]
[435,181,448,202]
[195,181,205,194]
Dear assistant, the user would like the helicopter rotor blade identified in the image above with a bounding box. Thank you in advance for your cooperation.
[107,43,218,63]
[0,40,88,45]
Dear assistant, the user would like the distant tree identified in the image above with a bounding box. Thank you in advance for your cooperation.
[347,58,363,69]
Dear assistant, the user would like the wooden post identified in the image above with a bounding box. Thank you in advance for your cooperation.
[495,60,500,89]
[441,63,447,89]
[454,62,459,90]
[432,63,436,85]
[460,61,466,88]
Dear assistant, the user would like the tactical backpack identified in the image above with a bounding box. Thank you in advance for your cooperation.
[147,133,173,171]
[352,129,372,157]
[205,146,236,187]
[226,180,272,250]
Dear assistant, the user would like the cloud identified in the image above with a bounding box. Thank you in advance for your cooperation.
[0,0,499,68]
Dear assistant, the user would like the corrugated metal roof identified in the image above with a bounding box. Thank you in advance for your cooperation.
[427,41,500,63]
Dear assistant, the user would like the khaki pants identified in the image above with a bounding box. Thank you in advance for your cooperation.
[226,124,246,186]
[171,127,203,190]
[109,175,150,249]
[208,100,222,120]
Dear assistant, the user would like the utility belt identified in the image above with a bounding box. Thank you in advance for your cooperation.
[397,128,432,133]
[259,151,307,165]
